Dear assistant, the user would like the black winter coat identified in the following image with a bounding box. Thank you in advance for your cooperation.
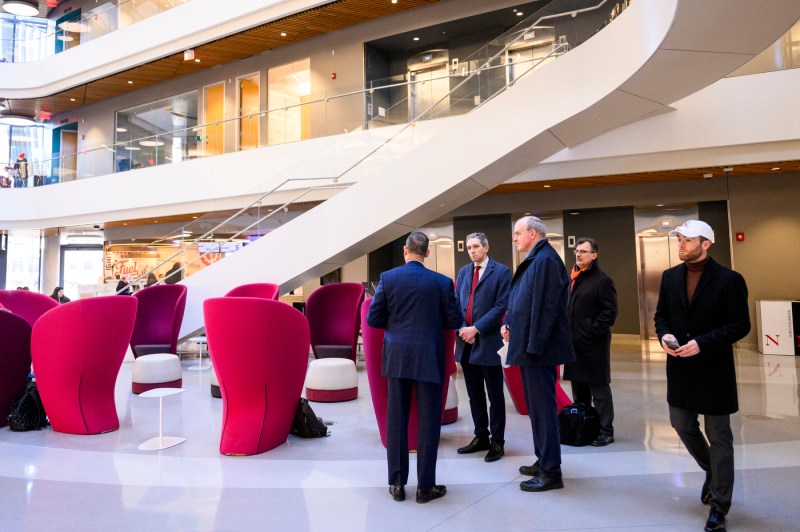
[654,257,750,415]
[563,261,617,384]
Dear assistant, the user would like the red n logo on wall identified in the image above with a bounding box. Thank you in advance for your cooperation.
[764,334,780,346]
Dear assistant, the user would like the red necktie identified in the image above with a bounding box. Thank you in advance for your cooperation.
[466,265,480,325]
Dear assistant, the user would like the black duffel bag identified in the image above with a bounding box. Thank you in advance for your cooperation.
[558,402,599,446]
[7,381,49,432]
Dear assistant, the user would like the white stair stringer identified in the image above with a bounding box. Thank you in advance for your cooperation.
[179,0,800,337]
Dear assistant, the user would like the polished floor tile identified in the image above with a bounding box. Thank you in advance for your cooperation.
[1,340,799,531]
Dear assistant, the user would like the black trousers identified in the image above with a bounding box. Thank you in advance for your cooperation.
[386,377,443,489]
[571,381,614,437]
[460,351,506,444]
[520,365,562,477]
[669,405,734,514]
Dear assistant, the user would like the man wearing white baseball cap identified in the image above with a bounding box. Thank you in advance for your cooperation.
[654,220,750,532]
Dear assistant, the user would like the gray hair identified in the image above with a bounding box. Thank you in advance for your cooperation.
[520,215,547,237]
[465,232,488,247]
[576,237,598,253]
[406,231,429,256]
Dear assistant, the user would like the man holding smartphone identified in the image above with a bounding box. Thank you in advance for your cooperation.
[654,220,750,532]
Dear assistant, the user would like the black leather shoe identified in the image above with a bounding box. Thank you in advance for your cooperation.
[520,474,564,492]
[416,485,446,503]
[457,436,490,454]
[704,508,726,531]
[590,433,614,446]
[519,461,539,476]
[484,442,504,463]
[701,472,712,505]
[389,485,405,502]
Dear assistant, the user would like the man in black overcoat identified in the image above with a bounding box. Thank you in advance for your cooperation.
[655,220,750,532]
[563,237,618,446]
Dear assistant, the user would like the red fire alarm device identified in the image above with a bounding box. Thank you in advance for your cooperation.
[736,232,745,242]
[331,73,337,80]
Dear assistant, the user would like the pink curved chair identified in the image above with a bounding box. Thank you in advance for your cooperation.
[225,283,280,300]
[503,365,572,415]
[0,311,33,428]
[130,284,187,357]
[204,297,309,456]
[306,283,365,361]
[0,290,58,327]
[31,297,137,434]
[361,297,457,450]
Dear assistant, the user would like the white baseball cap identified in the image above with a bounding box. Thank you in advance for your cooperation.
[669,220,714,243]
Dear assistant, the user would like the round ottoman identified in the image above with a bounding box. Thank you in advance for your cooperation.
[442,375,458,425]
[304,358,358,402]
[132,353,182,394]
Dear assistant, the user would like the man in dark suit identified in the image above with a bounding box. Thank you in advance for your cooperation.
[502,216,575,492]
[454,232,511,462]
[367,231,462,504]
[563,237,618,447]
[655,220,750,532]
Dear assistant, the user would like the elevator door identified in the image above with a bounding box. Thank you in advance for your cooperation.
[638,235,681,339]
[409,64,450,121]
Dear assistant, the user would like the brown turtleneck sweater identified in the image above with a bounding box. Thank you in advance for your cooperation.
[685,256,709,302]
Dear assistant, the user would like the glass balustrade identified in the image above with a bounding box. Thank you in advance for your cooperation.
[109,0,613,293]
[0,0,190,63]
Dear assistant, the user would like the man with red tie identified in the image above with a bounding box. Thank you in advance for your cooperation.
[455,232,511,462]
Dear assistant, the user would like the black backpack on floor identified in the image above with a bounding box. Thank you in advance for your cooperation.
[291,398,330,438]
[558,402,599,446]
[8,381,49,432]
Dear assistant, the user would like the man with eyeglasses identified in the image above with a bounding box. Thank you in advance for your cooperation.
[562,237,618,446]
[654,220,750,532]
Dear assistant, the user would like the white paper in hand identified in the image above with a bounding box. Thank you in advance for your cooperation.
[497,341,510,368]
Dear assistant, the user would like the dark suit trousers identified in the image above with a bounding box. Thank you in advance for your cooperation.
[460,347,506,443]
[669,406,734,514]
[387,377,443,489]
[571,381,614,437]
[520,365,562,477]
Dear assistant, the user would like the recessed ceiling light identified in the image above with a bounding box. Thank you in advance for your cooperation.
[123,223,128,226]
[517,11,523,16]
[703,173,713,179]
[70,98,76,102]
[413,37,419,41]
[3,0,39,17]
[192,216,198,219]
[543,184,551,188]
[656,204,664,207]
[280,32,287,37]
[771,167,780,171]
[391,0,397,3]
[127,80,133,84]
[116,127,127,133]
[194,58,200,63]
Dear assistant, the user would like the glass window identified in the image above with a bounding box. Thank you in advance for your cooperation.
[114,90,198,172]
[268,58,311,145]
[4,231,41,291]
[0,13,52,63]
[1,124,46,188]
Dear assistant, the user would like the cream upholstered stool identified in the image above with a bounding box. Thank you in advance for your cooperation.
[132,353,182,394]
[304,358,358,402]
[442,375,458,425]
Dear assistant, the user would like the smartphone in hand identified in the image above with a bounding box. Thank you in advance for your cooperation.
[664,338,680,350]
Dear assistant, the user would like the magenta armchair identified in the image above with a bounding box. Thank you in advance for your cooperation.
[225,283,280,300]
[130,284,187,357]
[306,283,365,361]
[0,312,33,428]
[361,297,456,450]
[204,297,309,456]
[0,290,58,328]
[503,365,572,415]
[31,297,137,434]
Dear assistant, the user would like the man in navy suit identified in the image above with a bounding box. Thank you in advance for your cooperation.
[454,232,511,462]
[367,231,462,504]
[503,216,575,492]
